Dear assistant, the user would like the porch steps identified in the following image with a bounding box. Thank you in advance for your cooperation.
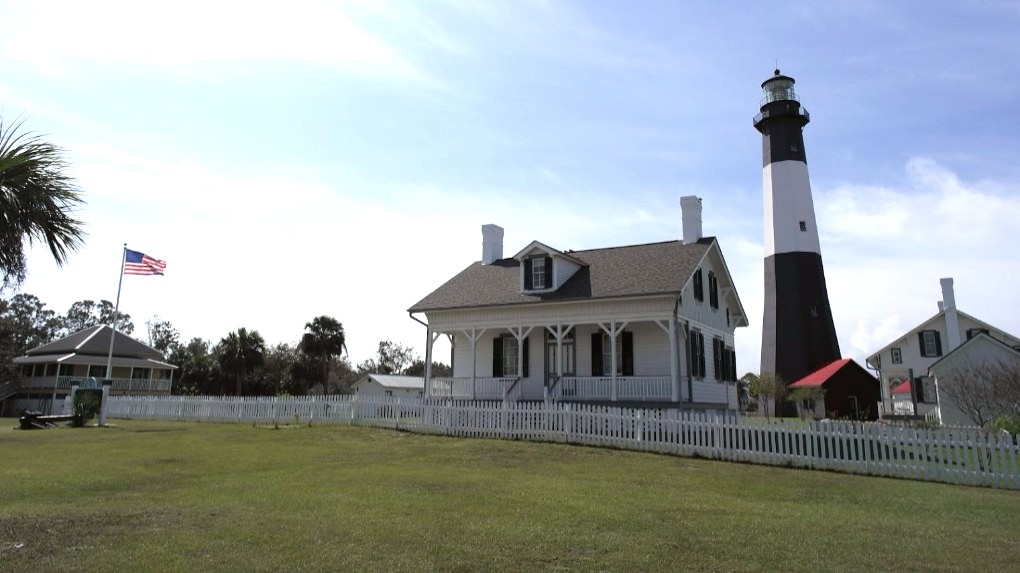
[0,381,18,402]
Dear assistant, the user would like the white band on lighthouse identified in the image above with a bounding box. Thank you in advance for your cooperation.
[762,160,822,258]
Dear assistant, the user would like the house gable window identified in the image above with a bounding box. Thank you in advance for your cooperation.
[918,330,942,357]
[890,347,902,364]
[690,330,706,379]
[590,331,633,376]
[693,269,704,302]
[966,328,989,340]
[523,255,553,290]
[493,335,529,377]
[708,272,719,310]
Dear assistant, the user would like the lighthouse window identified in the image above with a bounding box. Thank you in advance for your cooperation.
[799,221,807,232]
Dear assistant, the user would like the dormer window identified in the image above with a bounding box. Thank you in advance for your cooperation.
[533,257,547,289]
[524,255,553,290]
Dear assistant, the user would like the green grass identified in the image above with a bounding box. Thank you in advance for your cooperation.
[1,418,1018,572]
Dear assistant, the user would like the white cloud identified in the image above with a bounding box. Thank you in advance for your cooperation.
[815,157,1020,368]
[0,0,433,84]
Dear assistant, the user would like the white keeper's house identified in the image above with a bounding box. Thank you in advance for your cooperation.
[408,196,748,409]
[866,278,1020,419]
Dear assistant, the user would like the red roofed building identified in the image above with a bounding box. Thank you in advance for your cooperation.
[788,358,880,420]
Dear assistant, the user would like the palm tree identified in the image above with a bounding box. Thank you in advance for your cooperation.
[299,316,347,393]
[0,118,86,288]
[217,328,266,396]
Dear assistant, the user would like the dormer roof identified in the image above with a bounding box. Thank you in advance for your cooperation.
[512,241,588,267]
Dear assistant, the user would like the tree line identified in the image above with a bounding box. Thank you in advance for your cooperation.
[0,292,450,396]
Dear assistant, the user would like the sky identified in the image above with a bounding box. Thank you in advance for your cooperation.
[3,0,1019,376]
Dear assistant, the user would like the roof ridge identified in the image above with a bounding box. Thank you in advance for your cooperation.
[565,239,685,254]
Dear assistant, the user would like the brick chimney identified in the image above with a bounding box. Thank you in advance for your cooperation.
[481,224,504,265]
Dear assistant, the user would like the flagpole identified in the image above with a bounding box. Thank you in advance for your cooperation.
[105,244,128,379]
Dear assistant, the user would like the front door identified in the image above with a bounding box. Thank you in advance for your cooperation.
[545,340,575,387]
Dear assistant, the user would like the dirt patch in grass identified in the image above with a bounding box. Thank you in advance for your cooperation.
[0,509,166,569]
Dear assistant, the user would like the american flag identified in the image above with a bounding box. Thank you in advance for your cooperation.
[123,249,166,276]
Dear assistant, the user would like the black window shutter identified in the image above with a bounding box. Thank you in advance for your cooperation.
[591,332,603,376]
[915,377,925,402]
[544,256,552,288]
[934,331,943,356]
[492,337,503,377]
[522,336,530,378]
[730,349,737,381]
[524,259,533,290]
[918,332,927,357]
[622,331,634,376]
[712,339,721,378]
[698,334,706,378]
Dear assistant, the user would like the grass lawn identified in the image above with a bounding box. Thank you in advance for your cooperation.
[1,418,1018,572]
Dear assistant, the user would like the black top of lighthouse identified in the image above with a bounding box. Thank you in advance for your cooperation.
[753,69,809,131]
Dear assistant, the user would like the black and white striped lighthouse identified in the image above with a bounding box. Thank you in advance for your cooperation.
[754,70,840,387]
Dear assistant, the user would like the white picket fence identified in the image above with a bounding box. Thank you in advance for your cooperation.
[106,395,1020,490]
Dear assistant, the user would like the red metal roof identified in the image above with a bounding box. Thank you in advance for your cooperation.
[788,359,852,388]
[890,380,912,395]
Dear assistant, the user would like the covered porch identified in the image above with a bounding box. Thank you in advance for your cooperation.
[422,316,737,409]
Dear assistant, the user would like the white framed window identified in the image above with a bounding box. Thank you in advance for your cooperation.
[532,257,547,289]
[921,330,940,357]
[502,335,519,377]
[891,347,902,364]
[601,333,624,376]
[708,272,719,309]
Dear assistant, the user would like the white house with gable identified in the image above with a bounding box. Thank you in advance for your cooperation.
[407,196,748,409]
[866,278,1020,419]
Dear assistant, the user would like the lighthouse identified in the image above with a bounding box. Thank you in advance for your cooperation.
[754,70,840,389]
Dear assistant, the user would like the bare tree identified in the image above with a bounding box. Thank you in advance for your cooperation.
[937,358,1020,427]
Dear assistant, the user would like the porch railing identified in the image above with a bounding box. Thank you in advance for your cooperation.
[554,376,673,402]
[17,376,172,394]
[428,377,518,401]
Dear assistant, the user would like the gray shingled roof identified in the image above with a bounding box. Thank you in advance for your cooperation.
[25,325,165,360]
[409,239,713,312]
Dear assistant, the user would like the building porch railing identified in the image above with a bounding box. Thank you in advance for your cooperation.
[428,377,519,401]
[16,376,172,394]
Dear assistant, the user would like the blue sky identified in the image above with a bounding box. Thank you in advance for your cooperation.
[4,1,1019,375]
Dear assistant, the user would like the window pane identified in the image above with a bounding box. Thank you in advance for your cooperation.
[503,337,518,376]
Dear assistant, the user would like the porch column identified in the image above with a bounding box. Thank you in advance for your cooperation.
[545,324,574,401]
[424,328,440,397]
[507,326,534,399]
[463,328,487,400]
[598,321,628,402]
[655,318,679,402]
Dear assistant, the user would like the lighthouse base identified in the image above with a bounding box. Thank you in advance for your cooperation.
[760,251,841,391]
